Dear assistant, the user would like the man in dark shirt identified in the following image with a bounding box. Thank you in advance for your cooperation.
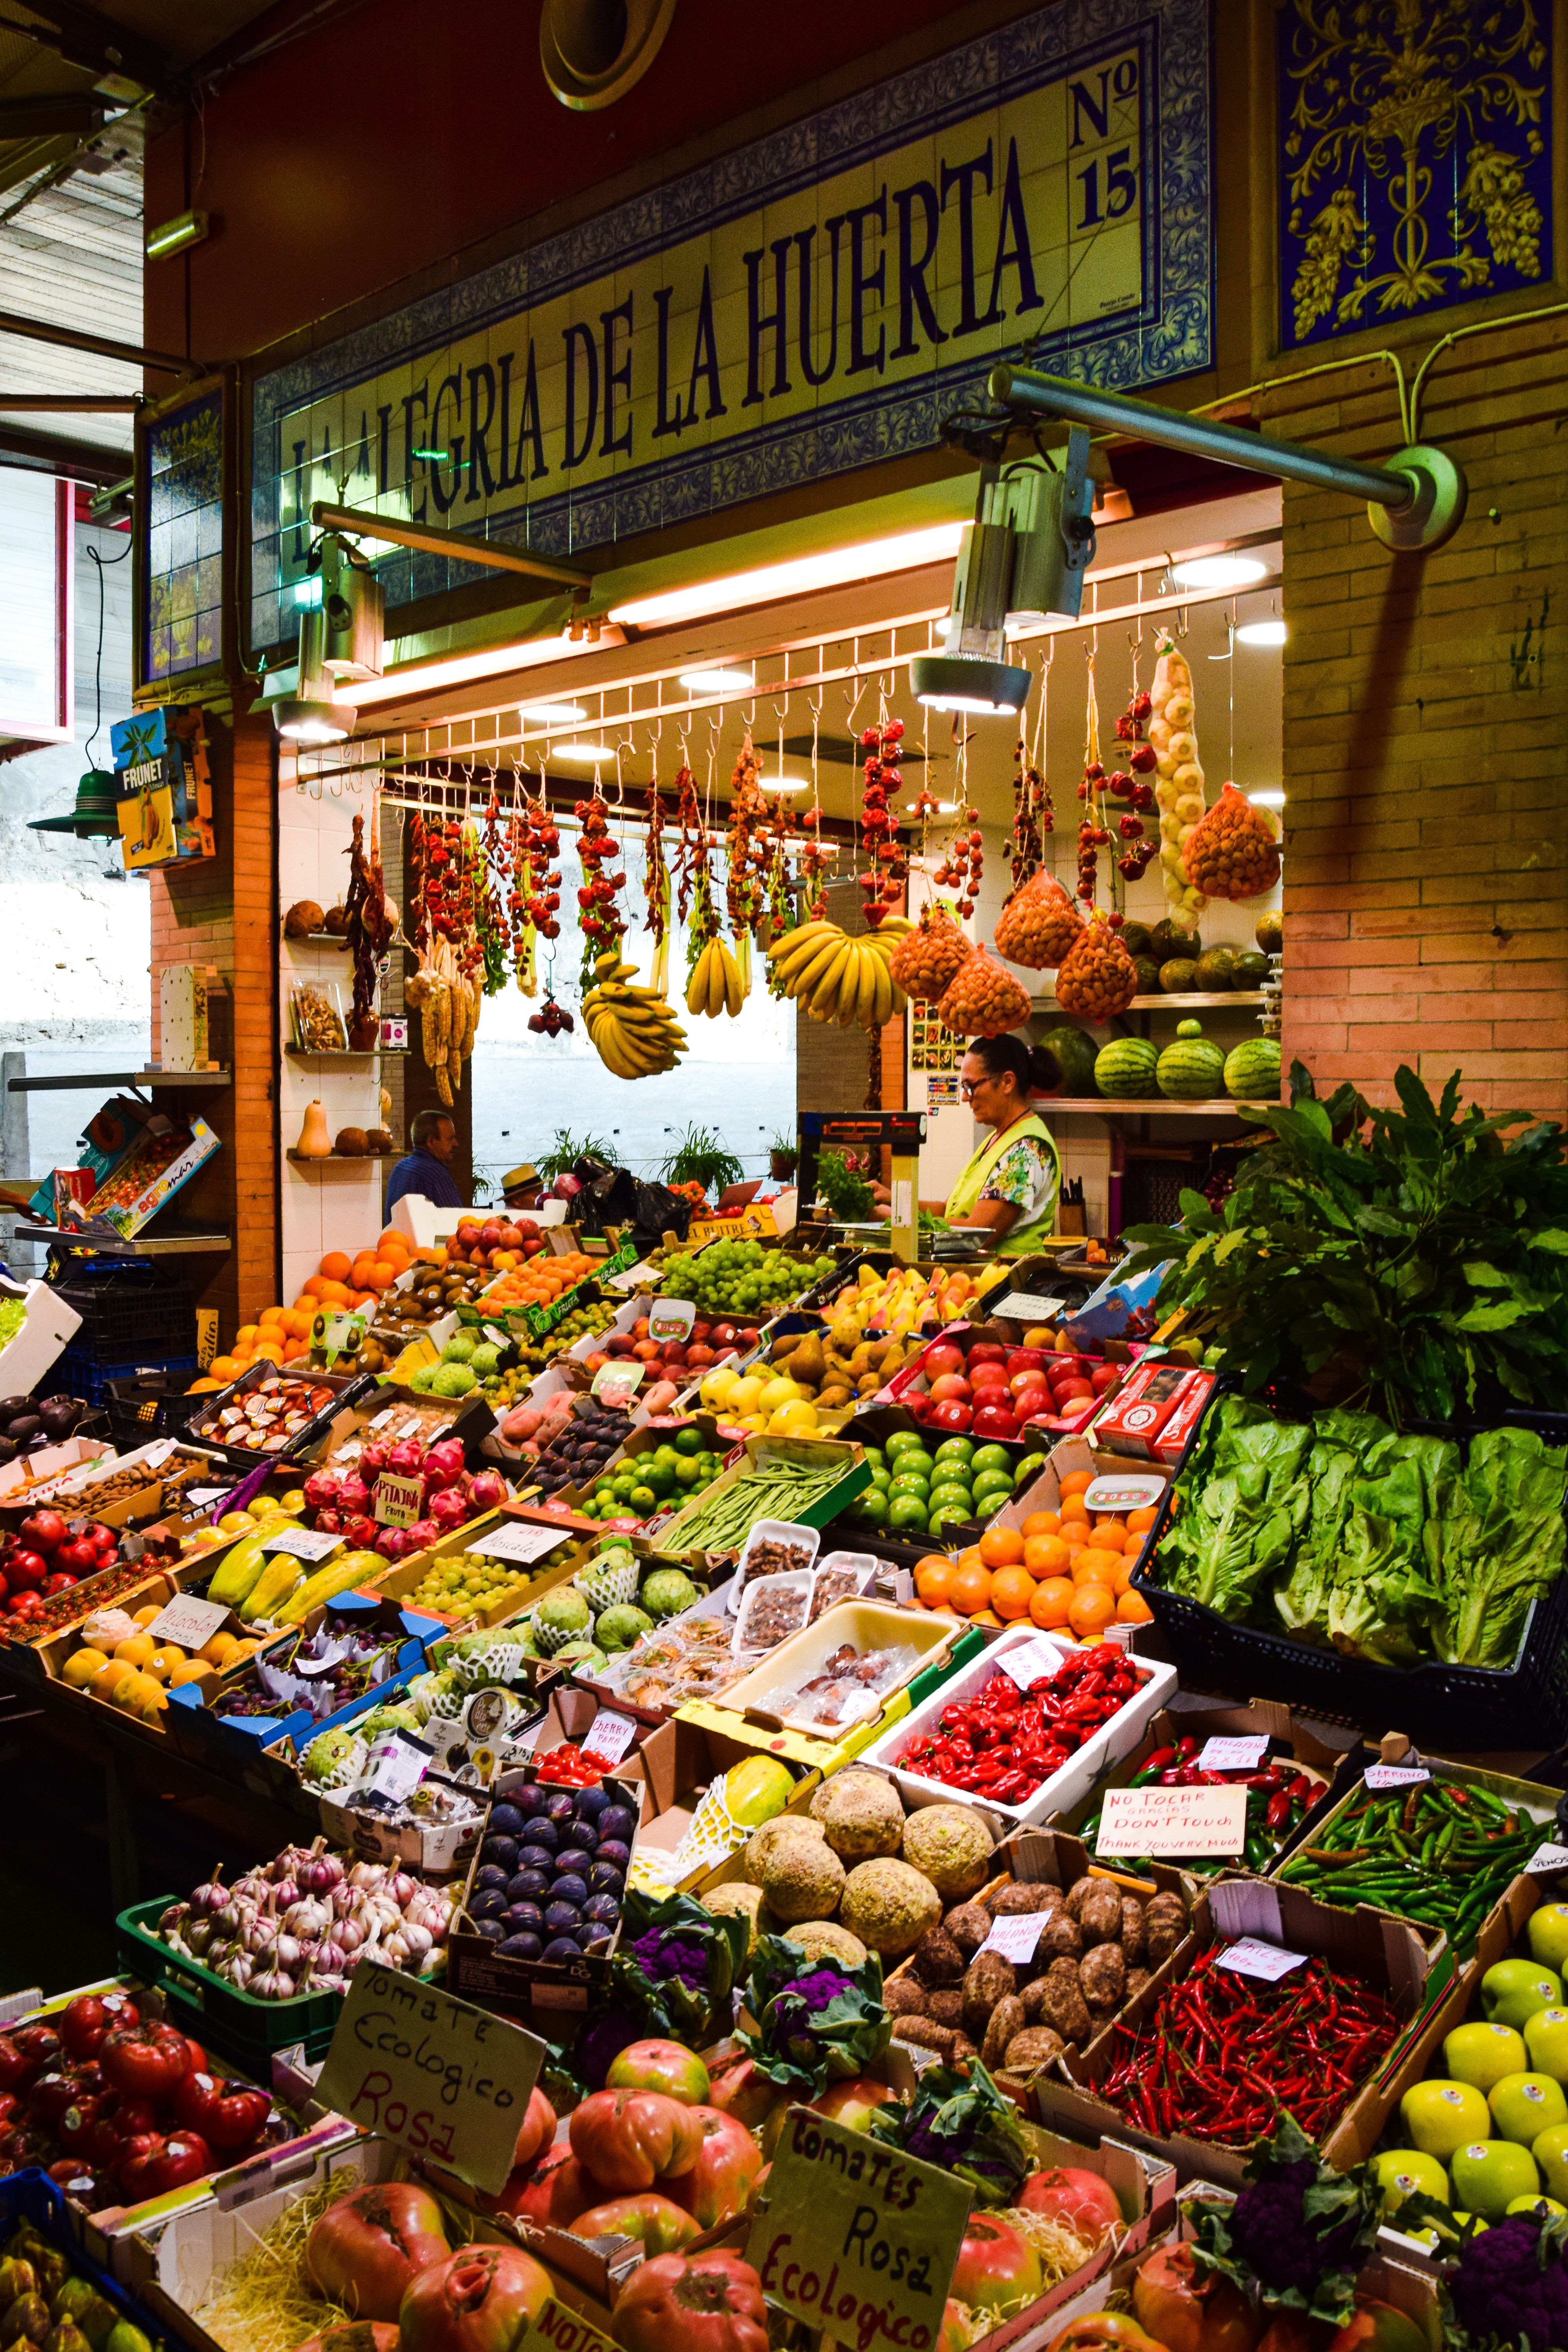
[384,1110,466,1221]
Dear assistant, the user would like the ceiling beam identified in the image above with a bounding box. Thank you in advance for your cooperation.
[6,0,166,89]
[0,95,103,136]
[0,306,203,378]
[0,422,127,481]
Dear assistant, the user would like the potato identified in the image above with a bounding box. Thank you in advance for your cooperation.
[962,1950,1017,2037]
[1079,1940,1127,2017]
[1004,2025,1065,2074]
[981,1995,1029,2070]
[944,1902,994,1956]
[989,1880,1063,1918]
[885,1978,929,2018]
[1077,1880,1125,1949]
[1039,1910,1084,1962]
[1120,1898,1147,1966]
[1041,1956,1092,2045]
[929,1988,965,2029]
[894,2016,959,2059]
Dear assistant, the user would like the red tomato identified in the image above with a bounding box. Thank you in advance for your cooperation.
[100,2020,194,2101]
[568,2089,706,2196]
[611,2252,769,2352]
[170,2071,271,2152]
[118,2131,213,2200]
[60,1993,139,2063]
[662,2108,763,2229]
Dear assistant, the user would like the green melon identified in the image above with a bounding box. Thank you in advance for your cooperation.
[1120,920,1154,960]
[1158,1018,1226,1101]
[1224,1036,1282,1100]
[1160,958,1199,994]
[1194,948,1236,990]
[1095,1036,1160,1099]
[1151,916,1203,961]
[1036,1023,1100,1096]
[1255,912,1283,955]
[1133,956,1161,995]
[1231,950,1270,987]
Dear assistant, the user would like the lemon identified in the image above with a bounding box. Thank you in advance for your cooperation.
[63,1647,108,1689]
[218,1512,252,1534]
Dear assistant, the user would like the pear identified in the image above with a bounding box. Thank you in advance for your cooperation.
[70,2299,117,2352]
[7,2293,52,2345]
[790,1333,827,1390]
[44,2320,91,2352]
[104,2325,154,2352]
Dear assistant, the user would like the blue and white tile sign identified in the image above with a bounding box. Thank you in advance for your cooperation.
[249,0,1211,657]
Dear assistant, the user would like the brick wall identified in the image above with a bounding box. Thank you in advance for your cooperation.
[1272,316,1568,1123]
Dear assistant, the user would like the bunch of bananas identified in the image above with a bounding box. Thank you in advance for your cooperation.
[583,952,687,1078]
[765,917,913,1029]
[686,936,744,1018]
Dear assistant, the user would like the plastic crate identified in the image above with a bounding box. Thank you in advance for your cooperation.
[1129,1387,1568,1748]
[0,2167,169,2333]
[116,1897,349,2070]
[57,1348,198,1411]
[99,1363,202,1441]
[50,1264,195,1359]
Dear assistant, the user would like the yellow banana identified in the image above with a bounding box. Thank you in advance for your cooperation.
[708,944,727,1016]
[810,943,851,1016]
[855,944,882,1027]
[723,944,743,1016]
[787,934,846,1000]
[686,944,711,1017]
[768,922,834,975]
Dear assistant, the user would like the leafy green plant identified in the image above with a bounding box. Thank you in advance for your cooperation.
[768,1129,798,1173]
[537,1127,612,1179]
[1119,1062,1568,1426]
[814,1150,874,1221]
[660,1122,744,1192]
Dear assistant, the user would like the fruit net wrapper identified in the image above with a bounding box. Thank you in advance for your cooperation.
[626,1769,754,1894]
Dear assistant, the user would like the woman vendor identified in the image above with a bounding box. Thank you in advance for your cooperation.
[941,1032,1062,1255]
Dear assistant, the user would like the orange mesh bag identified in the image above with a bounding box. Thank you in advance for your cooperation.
[936,945,1033,1038]
[1054,916,1139,1020]
[993,872,1084,969]
[1183,782,1282,901]
[889,904,973,1002]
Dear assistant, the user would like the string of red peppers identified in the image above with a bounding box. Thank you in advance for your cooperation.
[898,1650,1144,1807]
[931,794,984,920]
[857,717,907,926]
[1108,686,1158,881]
[518,790,573,1037]
[1100,1944,1401,2146]
[575,791,628,984]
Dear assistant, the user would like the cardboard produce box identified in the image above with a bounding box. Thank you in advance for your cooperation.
[165,1593,436,1776]
[619,1711,822,1895]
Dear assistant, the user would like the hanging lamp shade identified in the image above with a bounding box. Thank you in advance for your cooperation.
[29,769,120,838]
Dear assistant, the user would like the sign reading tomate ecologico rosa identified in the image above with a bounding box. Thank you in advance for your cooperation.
[249,0,1210,651]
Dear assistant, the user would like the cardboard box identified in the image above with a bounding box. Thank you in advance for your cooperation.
[1036,1876,1448,2186]
[358,1509,586,1628]
[0,1433,116,1506]
[1091,1363,1211,1460]
[648,1431,871,1553]
[0,1275,82,1397]
[317,1762,494,1878]
[619,1711,822,1895]
[85,1116,221,1238]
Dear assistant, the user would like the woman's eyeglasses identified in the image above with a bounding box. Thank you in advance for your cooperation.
[959,1078,994,1100]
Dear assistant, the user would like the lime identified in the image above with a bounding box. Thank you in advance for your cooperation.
[674,1457,703,1487]
[870,1466,891,1493]
[934,1436,975,1467]
[855,1489,889,1527]
[629,1483,658,1514]
[639,1460,677,1498]
[971,1444,1013,1476]
[673,1425,703,1455]
[887,1495,928,1531]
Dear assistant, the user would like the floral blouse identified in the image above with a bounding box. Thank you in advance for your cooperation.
[979,1134,1060,1224]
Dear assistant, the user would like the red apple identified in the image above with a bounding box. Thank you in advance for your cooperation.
[922,1342,966,1382]
[971,1404,1020,1440]
[967,1344,1007,1367]
[968,1363,1010,1393]
[685,1344,715,1368]
[1091,1364,1121,1394]
[904,1393,935,1423]
[927,1399,972,1432]
[1012,1384,1051,1423]
[1056,1379,1094,1403]
[927,1373,972,1405]
[1005,1348,1048,1376]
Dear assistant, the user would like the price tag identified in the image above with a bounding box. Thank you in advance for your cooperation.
[370,1407,398,1429]
[375,1470,426,1528]
[314,1961,546,2194]
[581,1711,638,1766]
[1365,1765,1430,1790]
[990,1292,1065,1323]
[484,1325,510,1349]
[1196,1735,1271,1773]
[592,1362,643,1403]
[648,1298,695,1343]
[361,1730,433,1803]
[466,1521,569,1566]
[515,2299,620,2352]
[1083,1471,1167,1516]
[142,1593,233,1651]
[1526,1843,1568,1877]
[143,1437,178,1469]
[262,1525,345,1561]
[608,1261,657,1294]
[1098,1784,1249,1858]
[978,1910,1047,1965]
[313,1308,369,1368]
[746,2105,972,2343]
[996,1635,1065,1690]
[188,1487,230,1506]
[1216,1937,1309,1983]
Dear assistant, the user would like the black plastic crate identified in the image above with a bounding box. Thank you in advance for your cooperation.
[57,1346,198,1410]
[49,1263,194,1359]
[101,1362,202,1440]
[1129,1384,1568,1749]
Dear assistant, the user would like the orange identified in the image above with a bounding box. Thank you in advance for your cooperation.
[979,1525,1024,1570]
[1068,1584,1116,1639]
[916,1560,957,1607]
[950,1563,995,1615]
[1022,1510,1061,1539]
[283,1338,309,1361]
[1074,1546,1124,1588]
[1030,1576,1074,1629]
[1127,1506,1160,1535]
[970,1607,1003,1628]
[303,1275,330,1299]
[258,1305,285,1328]
[208,1354,239,1382]
[956,1546,987,1577]
[1061,1523,1089,1553]
[186,1376,223,1392]
[990,1566,1036,1621]
[252,1336,288,1363]
[318,1280,354,1306]
[1059,1470,1093,1497]
[320,1251,353,1283]
[1024,1534,1072,1579]
[1059,1494,1089,1525]
[1116,1589,1154,1624]
[1090,1519,1127,1549]
[379,1227,407,1251]
[234,1324,260,1351]
[1111,1556,1136,1595]
[366,1261,398,1291]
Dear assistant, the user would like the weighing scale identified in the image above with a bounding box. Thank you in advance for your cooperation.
[796,1111,927,1263]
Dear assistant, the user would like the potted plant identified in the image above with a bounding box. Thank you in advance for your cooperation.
[768,1129,799,1182]
[660,1122,743,1196]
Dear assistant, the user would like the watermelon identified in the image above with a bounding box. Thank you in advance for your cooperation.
[1158,1018,1225,1100]
[1194,947,1236,990]
[1036,1024,1100,1096]
[1120,920,1154,959]
[1151,916,1202,960]
[1095,1037,1159,1098]
[1255,912,1283,954]
[1160,958,1198,994]
[1231,950,1270,987]
[1224,1036,1282,1100]
[1133,956,1161,995]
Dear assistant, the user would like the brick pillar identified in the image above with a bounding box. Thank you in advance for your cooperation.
[1272,325,1568,1123]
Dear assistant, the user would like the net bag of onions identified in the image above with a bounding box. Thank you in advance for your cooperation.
[936,944,1033,1038]
[1183,781,1282,901]
[993,871,1084,969]
[1054,915,1140,1019]
[889,904,973,1002]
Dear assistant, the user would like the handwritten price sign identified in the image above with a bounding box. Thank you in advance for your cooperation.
[1097,1784,1249,1858]
[316,1962,546,2193]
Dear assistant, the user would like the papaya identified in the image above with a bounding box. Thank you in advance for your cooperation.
[240,1554,306,1623]
[724,1754,794,1827]
[276,1549,381,1625]
[207,1530,279,1612]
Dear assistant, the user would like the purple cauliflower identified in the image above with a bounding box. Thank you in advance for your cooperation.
[1229,2157,1362,2298]
[1450,2214,1568,2343]
[630,1928,709,1988]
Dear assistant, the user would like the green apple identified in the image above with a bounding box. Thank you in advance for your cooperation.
[1490,2071,1568,2145]
[1445,2021,1527,2093]
[1401,2079,1492,2162]
[1508,2195,1568,2218]
[1370,2149,1449,2213]
[1529,1904,1568,1973]
[1534,2121,1568,2199]
[1451,2139,1541,2220]
[1482,1958,1563,2029]
[1524,2007,1568,2085]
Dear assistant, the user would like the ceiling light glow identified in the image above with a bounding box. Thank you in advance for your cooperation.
[552,740,610,763]
[679,666,754,693]
[1250,789,1286,808]
[760,774,809,792]
[343,629,599,707]
[1171,554,1269,590]
[610,523,964,629]
[1236,618,1288,646]
[518,701,588,723]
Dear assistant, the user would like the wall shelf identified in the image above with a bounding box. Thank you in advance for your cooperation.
[1031,993,1267,1013]
[16,1221,232,1256]
[281,931,350,951]
[286,1150,387,1174]
[285,1045,407,1059]
[1036,1097,1275,1118]
[7,1069,232,1093]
